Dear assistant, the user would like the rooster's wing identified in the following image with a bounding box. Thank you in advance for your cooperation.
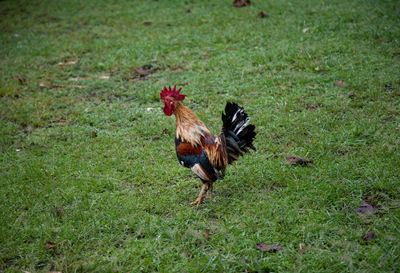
[175,136,219,182]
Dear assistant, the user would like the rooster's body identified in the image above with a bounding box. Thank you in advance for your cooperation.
[161,86,256,205]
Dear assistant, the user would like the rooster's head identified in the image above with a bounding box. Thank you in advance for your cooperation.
[160,85,186,116]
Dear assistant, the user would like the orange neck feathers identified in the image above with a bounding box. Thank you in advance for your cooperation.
[173,103,210,146]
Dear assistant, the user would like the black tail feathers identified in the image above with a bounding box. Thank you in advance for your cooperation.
[222,102,256,164]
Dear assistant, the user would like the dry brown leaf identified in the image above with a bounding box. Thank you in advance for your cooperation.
[135,64,158,75]
[356,201,378,216]
[40,84,87,89]
[134,67,148,75]
[143,22,152,26]
[233,0,250,7]
[45,241,57,249]
[385,84,394,91]
[286,155,313,166]
[382,116,393,122]
[57,60,78,66]
[334,81,348,87]
[256,243,282,252]
[362,231,376,241]
[125,65,158,81]
[172,65,183,71]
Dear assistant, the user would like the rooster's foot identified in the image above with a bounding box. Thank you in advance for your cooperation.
[190,184,208,207]
[190,198,203,207]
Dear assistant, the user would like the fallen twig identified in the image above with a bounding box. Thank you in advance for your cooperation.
[57,60,78,66]
[69,75,110,81]
[39,83,88,89]
[286,155,313,166]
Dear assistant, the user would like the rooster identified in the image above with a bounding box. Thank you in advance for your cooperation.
[160,85,256,206]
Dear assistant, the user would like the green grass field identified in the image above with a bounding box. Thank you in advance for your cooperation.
[1,0,399,272]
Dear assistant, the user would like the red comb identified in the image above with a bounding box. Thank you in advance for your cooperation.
[160,85,185,101]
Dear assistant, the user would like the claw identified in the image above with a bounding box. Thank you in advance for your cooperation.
[190,199,202,207]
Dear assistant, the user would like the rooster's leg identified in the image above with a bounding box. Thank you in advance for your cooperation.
[191,183,208,207]
[206,183,213,198]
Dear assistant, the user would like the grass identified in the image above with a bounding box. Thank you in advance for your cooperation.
[1,0,399,272]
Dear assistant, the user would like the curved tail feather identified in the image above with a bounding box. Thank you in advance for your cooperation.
[221,102,256,164]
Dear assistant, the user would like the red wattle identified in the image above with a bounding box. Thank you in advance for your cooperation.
[163,103,173,116]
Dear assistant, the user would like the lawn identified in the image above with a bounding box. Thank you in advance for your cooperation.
[1,0,399,272]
